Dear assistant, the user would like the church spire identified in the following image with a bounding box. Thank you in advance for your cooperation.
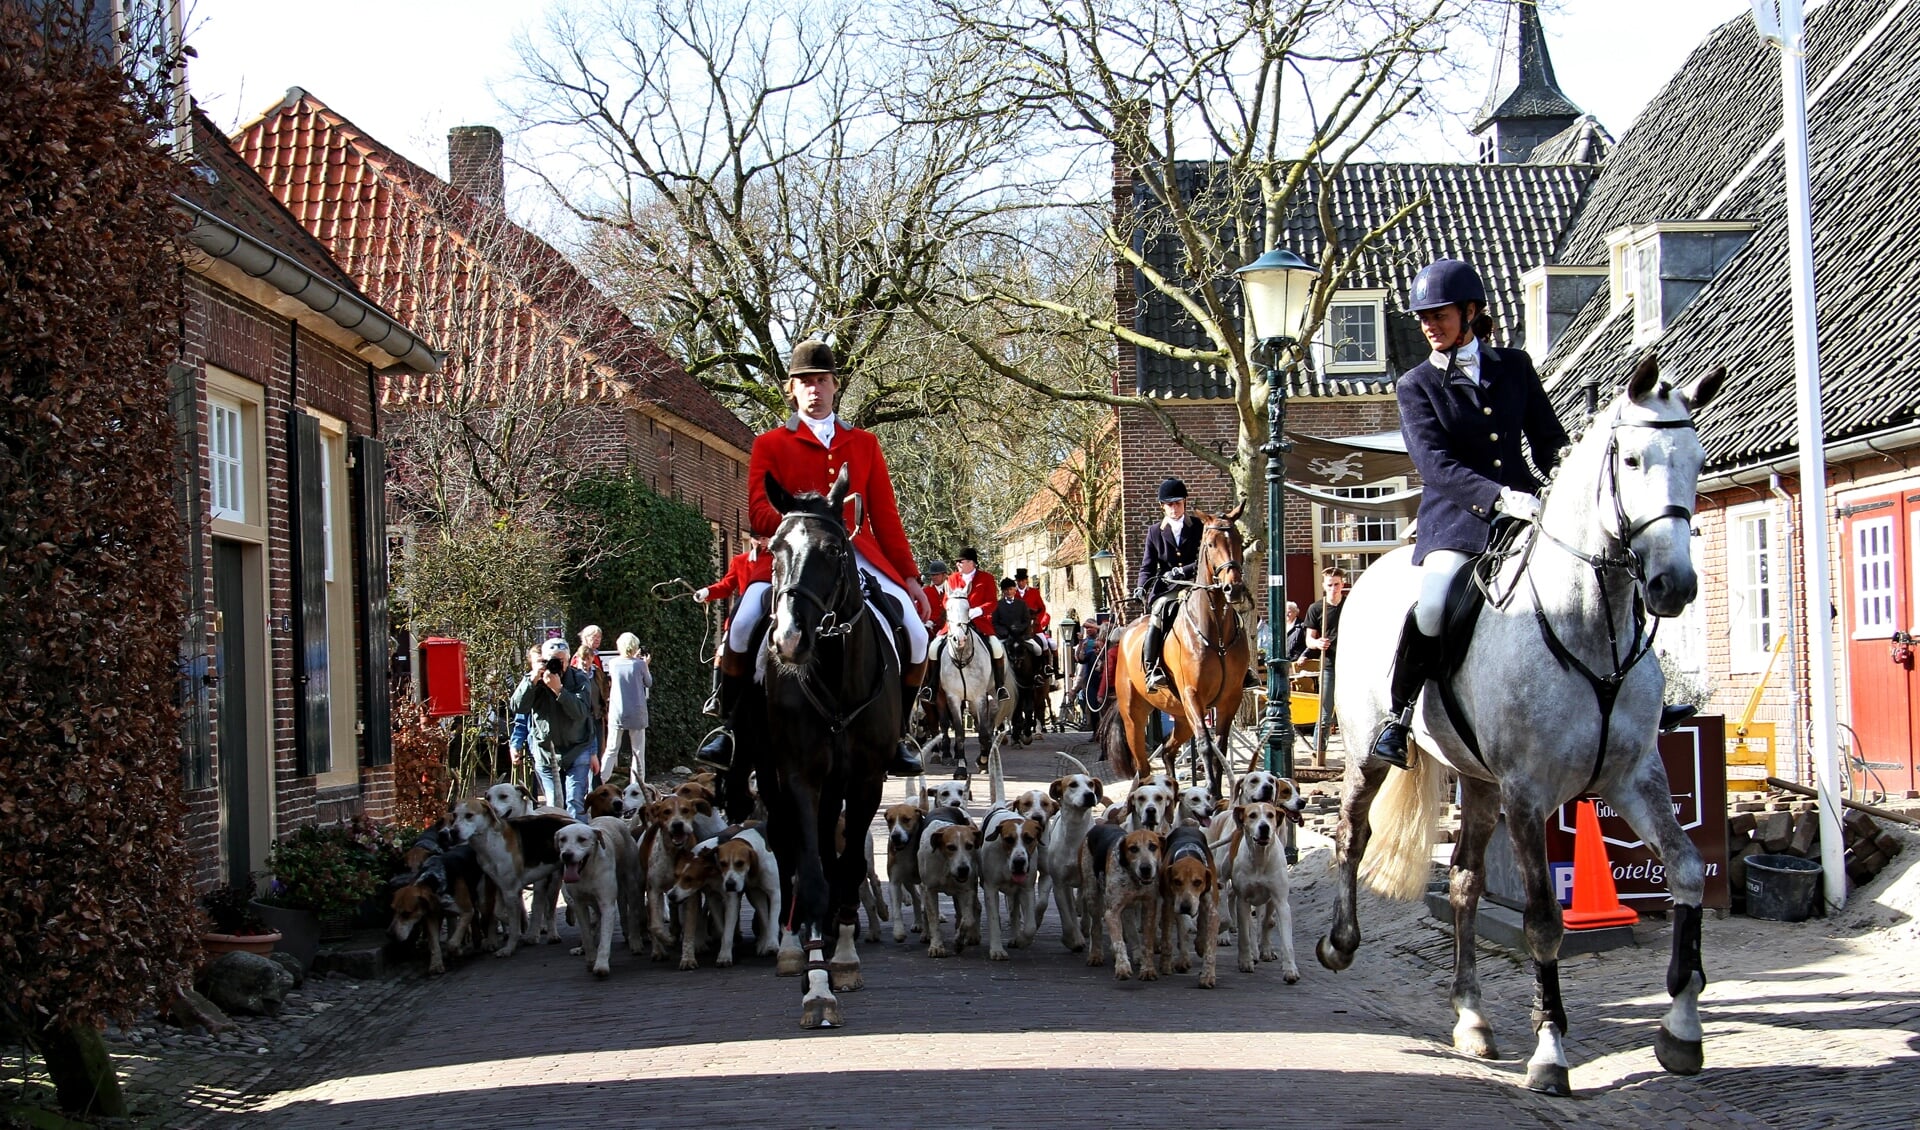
[1472,1,1583,164]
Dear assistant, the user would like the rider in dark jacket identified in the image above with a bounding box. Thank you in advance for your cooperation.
[1371,259,1568,769]
[1136,476,1204,692]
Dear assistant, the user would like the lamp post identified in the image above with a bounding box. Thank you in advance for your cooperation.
[1234,249,1320,830]
[1089,549,1117,616]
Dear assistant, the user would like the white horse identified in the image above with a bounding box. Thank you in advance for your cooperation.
[935,592,1010,803]
[1320,355,1724,1096]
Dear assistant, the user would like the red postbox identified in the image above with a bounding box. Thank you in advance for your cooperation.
[418,637,470,718]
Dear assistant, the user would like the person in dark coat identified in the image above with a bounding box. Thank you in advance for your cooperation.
[1370,258,1570,769]
[1135,476,1205,692]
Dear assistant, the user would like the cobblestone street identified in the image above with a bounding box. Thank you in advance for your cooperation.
[30,732,1920,1129]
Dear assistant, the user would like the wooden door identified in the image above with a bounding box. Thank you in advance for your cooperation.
[1841,492,1918,796]
[213,540,254,886]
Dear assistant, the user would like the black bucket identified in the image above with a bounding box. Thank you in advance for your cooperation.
[1744,854,1822,922]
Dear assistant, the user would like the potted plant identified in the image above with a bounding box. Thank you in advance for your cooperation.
[258,822,388,944]
[198,879,282,957]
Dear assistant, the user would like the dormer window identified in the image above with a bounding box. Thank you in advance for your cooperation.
[1631,241,1662,344]
[1607,221,1756,346]
[1521,265,1607,355]
[1314,290,1386,374]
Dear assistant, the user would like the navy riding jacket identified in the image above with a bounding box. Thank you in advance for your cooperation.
[1136,514,1203,602]
[1397,344,1569,563]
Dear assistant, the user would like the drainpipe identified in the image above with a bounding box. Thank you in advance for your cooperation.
[1769,473,1806,786]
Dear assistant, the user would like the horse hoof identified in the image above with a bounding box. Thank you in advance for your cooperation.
[1453,1027,1499,1060]
[1525,1062,1571,1096]
[1655,1026,1704,1076]
[1316,937,1352,972]
[775,952,805,977]
[829,963,864,992]
[800,999,842,1029]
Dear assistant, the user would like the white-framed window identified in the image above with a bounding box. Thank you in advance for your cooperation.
[1524,274,1548,354]
[1313,480,1408,585]
[319,429,339,582]
[209,396,245,522]
[1851,514,1897,639]
[1313,290,1386,374]
[1631,240,1662,343]
[1726,502,1776,672]
[1607,229,1634,313]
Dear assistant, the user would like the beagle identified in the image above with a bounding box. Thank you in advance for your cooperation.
[1041,774,1106,951]
[1157,825,1219,988]
[555,816,642,977]
[1080,823,1165,981]
[916,805,981,959]
[979,808,1044,960]
[1213,800,1303,982]
[883,803,929,942]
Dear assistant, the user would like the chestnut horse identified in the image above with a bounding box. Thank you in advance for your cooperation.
[1108,503,1251,799]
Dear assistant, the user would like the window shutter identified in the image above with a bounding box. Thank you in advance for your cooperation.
[353,435,393,766]
[170,363,212,788]
[290,410,332,775]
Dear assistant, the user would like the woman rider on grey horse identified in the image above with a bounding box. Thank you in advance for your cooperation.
[1370,259,1569,770]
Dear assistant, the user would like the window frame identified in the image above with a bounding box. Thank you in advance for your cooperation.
[1311,478,1409,586]
[1631,238,1662,344]
[205,368,265,541]
[1313,289,1387,375]
[1725,500,1777,674]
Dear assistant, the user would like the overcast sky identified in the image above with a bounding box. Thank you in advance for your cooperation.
[183,0,1757,221]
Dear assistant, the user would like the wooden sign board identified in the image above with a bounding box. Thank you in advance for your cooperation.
[1543,716,1731,911]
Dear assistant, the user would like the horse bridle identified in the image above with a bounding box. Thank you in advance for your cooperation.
[772,512,866,641]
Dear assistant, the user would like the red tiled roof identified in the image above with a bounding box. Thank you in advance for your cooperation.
[1000,455,1084,534]
[232,89,752,452]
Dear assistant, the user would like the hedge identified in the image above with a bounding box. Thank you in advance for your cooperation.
[562,476,721,767]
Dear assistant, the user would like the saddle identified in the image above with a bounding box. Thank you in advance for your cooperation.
[860,572,911,663]
[1427,517,1528,763]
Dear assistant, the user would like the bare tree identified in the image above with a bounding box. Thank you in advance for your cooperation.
[513,0,1034,430]
[911,0,1491,557]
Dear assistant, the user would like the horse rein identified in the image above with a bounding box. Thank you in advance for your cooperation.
[768,511,886,734]
[1520,409,1698,789]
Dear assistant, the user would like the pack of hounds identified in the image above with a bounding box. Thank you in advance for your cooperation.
[388,766,1308,989]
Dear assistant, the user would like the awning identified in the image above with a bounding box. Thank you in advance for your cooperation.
[1284,431,1420,515]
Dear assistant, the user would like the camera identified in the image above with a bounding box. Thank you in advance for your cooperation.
[544,656,565,676]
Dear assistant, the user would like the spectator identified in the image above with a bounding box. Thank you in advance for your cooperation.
[511,637,595,819]
[1284,601,1309,663]
[508,644,538,792]
[605,632,654,783]
[573,624,609,783]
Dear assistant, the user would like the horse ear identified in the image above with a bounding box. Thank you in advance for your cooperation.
[1624,352,1660,401]
[764,472,800,515]
[1225,499,1246,524]
[827,464,852,514]
[1678,366,1726,415]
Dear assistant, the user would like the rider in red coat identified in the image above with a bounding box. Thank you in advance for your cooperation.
[707,340,929,776]
[694,535,772,717]
[699,539,774,605]
[921,558,949,634]
[930,546,1007,699]
[1014,568,1058,676]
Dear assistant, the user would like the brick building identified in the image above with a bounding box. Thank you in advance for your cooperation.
[1539,0,1920,795]
[996,447,1120,624]
[173,107,439,887]
[231,90,755,552]
[1112,1,1602,610]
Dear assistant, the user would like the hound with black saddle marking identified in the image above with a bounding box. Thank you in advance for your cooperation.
[450,800,573,957]
[979,808,1044,959]
[916,805,981,958]
[1157,825,1219,987]
[1080,823,1164,980]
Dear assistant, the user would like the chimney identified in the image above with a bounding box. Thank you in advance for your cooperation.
[448,125,504,208]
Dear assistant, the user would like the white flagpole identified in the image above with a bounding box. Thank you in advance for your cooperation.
[1752,0,1845,911]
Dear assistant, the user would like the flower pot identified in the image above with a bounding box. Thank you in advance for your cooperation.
[318,908,355,942]
[250,900,320,966]
[200,931,282,957]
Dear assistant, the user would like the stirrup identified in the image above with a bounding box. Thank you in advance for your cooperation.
[1144,664,1169,693]
[695,727,734,769]
[701,690,721,717]
[888,742,924,777]
[1369,713,1412,771]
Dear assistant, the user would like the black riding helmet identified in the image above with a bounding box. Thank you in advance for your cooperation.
[1157,477,1188,504]
[1408,259,1486,312]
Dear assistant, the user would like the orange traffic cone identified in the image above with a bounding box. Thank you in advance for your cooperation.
[1562,798,1639,930]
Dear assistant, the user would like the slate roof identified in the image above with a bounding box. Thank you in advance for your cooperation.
[233,90,753,453]
[1526,116,1613,167]
[1471,2,1582,131]
[1541,0,1920,473]
[1131,160,1596,399]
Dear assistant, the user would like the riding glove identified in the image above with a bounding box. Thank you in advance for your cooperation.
[1495,488,1542,522]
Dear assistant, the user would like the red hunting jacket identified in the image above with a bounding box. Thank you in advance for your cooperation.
[706,547,773,603]
[748,415,919,589]
[923,584,947,628]
[1019,585,1049,632]
[944,568,998,636]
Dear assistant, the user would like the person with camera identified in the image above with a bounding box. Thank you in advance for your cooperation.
[510,637,596,819]
[605,632,653,784]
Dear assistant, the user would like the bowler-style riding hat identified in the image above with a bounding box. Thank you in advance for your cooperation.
[788,340,837,376]
[1408,258,1487,313]
[1157,477,1188,503]
[924,559,948,575]
[956,546,980,564]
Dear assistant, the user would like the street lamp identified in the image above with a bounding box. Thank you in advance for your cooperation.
[1234,248,1320,809]
[1089,549,1117,615]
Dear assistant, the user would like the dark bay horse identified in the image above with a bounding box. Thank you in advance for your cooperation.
[757,466,896,1029]
[1108,502,1251,799]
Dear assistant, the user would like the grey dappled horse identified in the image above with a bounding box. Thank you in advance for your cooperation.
[1321,355,1724,1095]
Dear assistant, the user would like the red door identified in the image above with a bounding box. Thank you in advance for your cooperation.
[1840,490,1919,797]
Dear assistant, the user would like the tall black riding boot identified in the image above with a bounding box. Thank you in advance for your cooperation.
[891,661,927,777]
[1142,623,1169,692]
[1370,609,1436,771]
[696,670,749,768]
[701,665,724,717]
[992,653,1010,701]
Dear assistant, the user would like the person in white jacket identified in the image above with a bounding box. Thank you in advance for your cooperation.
[605,632,654,783]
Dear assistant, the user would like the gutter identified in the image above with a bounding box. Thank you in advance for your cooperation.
[1699,421,1920,493]
[174,195,442,374]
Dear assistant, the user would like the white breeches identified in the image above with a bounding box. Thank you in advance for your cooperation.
[727,581,772,654]
[855,551,929,664]
[1415,550,1472,637]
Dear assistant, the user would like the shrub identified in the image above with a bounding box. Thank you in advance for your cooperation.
[0,0,199,1105]
[198,881,271,937]
[563,476,720,762]
[260,822,394,920]
[389,697,452,829]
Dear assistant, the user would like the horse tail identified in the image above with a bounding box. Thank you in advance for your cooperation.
[1098,700,1135,778]
[1358,750,1446,901]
